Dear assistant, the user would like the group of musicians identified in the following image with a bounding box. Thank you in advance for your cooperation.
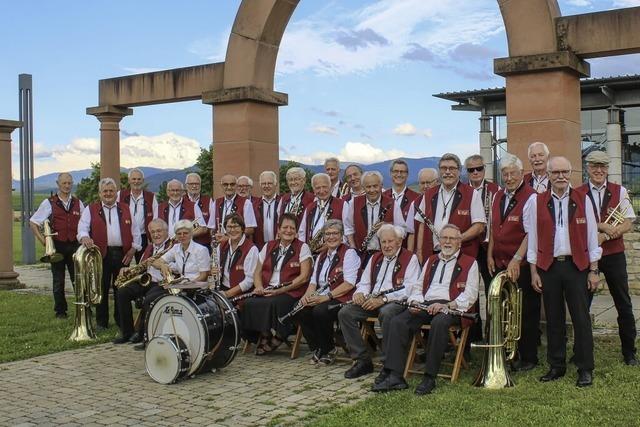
[29,144,638,394]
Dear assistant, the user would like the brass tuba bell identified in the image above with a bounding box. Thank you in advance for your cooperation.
[472,270,522,389]
[40,219,64,263]
[69,245,103,341]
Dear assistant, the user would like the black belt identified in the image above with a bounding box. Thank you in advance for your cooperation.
[554,255,572,262]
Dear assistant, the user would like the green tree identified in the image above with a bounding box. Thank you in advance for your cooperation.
[279,161,314,194]
[195,144,214,196]
[75,162,128,204]
[157,180,168,202]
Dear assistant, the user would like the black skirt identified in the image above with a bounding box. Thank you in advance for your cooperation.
[242,293,297,341]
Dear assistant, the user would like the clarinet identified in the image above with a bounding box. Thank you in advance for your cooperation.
[329,285,405,310]
[208,226,221,291]
[230,282,289,304]
[394,301,479,321]
[277,272,344,324]
[359,204,391,252]
[414,203,439,240]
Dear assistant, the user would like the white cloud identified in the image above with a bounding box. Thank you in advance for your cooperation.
[32,132,201,177]
[612,0,640,6]
[310,125,339,135]
[393,123,433,138]
[564,0,592,6]
[282,141,419,165]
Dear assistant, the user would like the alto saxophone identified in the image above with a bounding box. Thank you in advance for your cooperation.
[360,204,391,252]
[308,200,333,253]
[114,238,176,288]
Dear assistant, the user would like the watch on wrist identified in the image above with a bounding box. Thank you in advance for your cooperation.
[382,295,388,304]
[513,254,523,262]
[327,291,334,300]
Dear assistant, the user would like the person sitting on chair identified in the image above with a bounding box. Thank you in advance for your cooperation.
[372,224,479,395]
[153,219,210,283]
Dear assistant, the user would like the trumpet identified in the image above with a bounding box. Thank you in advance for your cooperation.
[394,301,479,321]
[278,272,343,324]
[114,238,176,289]
[604,195,633,227]
[360,204,391,252]
[329,285,405,310]
[40,219,64,263]
[230,282,289,304]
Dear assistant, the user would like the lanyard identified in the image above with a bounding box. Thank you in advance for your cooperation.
[374,256,396,294]
[440,189,455,220]
[181,251,191,275]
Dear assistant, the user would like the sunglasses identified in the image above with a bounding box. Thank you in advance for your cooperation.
[466,166,485,173]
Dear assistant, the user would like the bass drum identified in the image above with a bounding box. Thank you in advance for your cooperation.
[146,290,240,377]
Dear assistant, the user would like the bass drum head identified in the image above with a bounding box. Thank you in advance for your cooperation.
[145,334,191,384]
[200,290,241,371]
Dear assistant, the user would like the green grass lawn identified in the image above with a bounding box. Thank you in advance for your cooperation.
[12,222,45,265]
[303,335,640,426]
[12,192,49,211]
[0,291,120,363]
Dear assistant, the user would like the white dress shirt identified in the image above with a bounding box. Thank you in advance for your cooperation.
[217,236,259,292]
[297,198,349,242]
[260,196,278,242]
[524,191,602,264]
[147,239,172,283]
[343,195,407,250]
[531,173,549,194]
[331,182,341,198]
[209,195,258,229]
[408,250,479,312]
[166,200,205,238]
[162,240,210,281]
[77,203,142,250]
[117,190,159,235]
[355,249,420,301]
[30,195,85,226]
[310,247,361,293]
[258,242,312,287]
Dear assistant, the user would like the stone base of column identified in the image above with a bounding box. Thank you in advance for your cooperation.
[0,271,23,289]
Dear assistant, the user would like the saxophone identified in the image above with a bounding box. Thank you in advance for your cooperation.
[359,203,391,252]
[308,200,333,253]
[114,239,176,288]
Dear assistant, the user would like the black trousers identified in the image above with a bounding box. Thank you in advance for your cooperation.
[384,301,459,378]
[133,234,148,264]
[589,252,637,359]
[141,285,169,341]
[96,247,125,328]
[296,300,338,355]
[51,240,79,315]
[539,260,594,371]
[115,282,165,338]
[471,244,492,342]
[495,265,540,364]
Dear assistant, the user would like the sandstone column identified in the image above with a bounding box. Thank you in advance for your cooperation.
[0,120,24,289]
[86,106,133,184]
[479,115,494,182]
[606,106,622,184]
[203,87,288,198]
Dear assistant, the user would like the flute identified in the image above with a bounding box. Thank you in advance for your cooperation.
[394,300,479,321]
[230,282,290,304]
[277,272,343,324]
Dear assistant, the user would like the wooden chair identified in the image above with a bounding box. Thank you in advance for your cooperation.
[243,325,304,359]
[403,324,470,383]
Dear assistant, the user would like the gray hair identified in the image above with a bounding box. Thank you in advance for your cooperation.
[57,172,73,182]
[361,170,383,186]
[286,167,306,179]
[238,175,254,186]
[499,154,524,171]
[323,219,344,235]
[440,223,462,237]
[527,141,550,158]
[418,167,438,180]
[259,170,277,183]
[174,219,194,234]
[324,157,340,167]
[389,159,409,172]
[167,179,184,190]
[439,153,462,170]
[377,223,405,240]
[98,177,117,191]
[464,154,485,166]
[148,218,168,231]
[128,168,144,179]
[185,172,201,183]
[311,173,331,187]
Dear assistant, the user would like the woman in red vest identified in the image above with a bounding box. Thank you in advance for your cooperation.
[242,213,312,355]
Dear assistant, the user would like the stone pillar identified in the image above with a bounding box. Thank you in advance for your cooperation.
[0,120,24,289]
[495,52,590,186]
[202,87,288,198]
[86,106,133,184]
[479,115,494,182]
[606,106,622,184]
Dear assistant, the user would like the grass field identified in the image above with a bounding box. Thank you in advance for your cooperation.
[12,192,49,211]
[12,222,45,264]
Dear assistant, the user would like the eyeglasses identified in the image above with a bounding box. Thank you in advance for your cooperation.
[186,182,200,186]
[550,170,571,177]
[439,236,461,242]
[323,231,341,237]
[466,166,484,173]
[588,164,609,170]
[439,166,459,172]
[225,224,241,230]
[419,180,437,186]
[221,183,236,187]
[391,170,408,175]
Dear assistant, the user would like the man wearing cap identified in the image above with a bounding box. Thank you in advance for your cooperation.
[578,151,637,366]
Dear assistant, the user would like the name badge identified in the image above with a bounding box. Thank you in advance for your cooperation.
[507,215,520,222]
[289,262,300,268]
[72,211,80,216]
[457,209,469,216]
[125,219,131,225]
[396,278,404,286]
[457,282,466,289]
[575,217,586,224]
[235,265,244,271]
[336,267,344,273]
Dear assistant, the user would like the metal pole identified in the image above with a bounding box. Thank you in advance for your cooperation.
[19,74,36,264]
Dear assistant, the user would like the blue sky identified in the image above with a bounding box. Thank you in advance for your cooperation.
[2,0,639,178]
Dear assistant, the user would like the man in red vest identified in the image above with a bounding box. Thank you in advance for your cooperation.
[578,151,637,366]
[237,175,260,204]
[524,141,550,193]
[252,171,280,249]
[406,168,439,250]
[277,167,315,224]
[325,157,345,198]
[158,179,206,241]
[525,156,601,387]
[117,168,158,262]
[184,173,214,250]
[487,154,539,371]
[30,172,85,318]
[211,174,257,243]
[77,178,142,330]
[341,164,365,202]
[372,224,479,394]
[384,159,419,248]
[338,224,420,379]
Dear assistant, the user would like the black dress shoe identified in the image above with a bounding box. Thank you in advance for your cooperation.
[624,355,638,366]
[55,312,68,319]
[113,336,131,345]
[371,373,408,393]
[415,375,436,395]
[344,360,374,379]
[374,369,390,385]
[540,368,566,382]
[513,361,537,372]
[576,370,593,387]
[133,343,146,351]
[96,325,108,332]
[128,333,142,344]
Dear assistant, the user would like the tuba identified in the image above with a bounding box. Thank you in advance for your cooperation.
[472,271,522,389]
[69,245,104,341]
[40,219,64,263]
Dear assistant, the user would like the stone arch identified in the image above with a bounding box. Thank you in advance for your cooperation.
[499,0,560,56]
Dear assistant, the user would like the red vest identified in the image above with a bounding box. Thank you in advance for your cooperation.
[383,187,420,221]
[186,194,212,247]
[490,183,535,269]
[48,195,81,242]
[140,239,173,262]
[415,182,479,260]
[302,196,345,242]
[278,191,315,226]
[577,182,625,257]
[214,195,249,231]
[352,194,395,250]
[119,189,155,233]
[252,195,280,249]
[422,253,477,328]
[367,248,414,292]
[88,202,134,258]
[314,244,353,303]
[536,189,590,271]
[261,239,309,298]
[219,238,256,289]
[158,199,196,224]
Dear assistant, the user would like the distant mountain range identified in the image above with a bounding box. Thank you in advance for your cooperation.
[13,157,444,193]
